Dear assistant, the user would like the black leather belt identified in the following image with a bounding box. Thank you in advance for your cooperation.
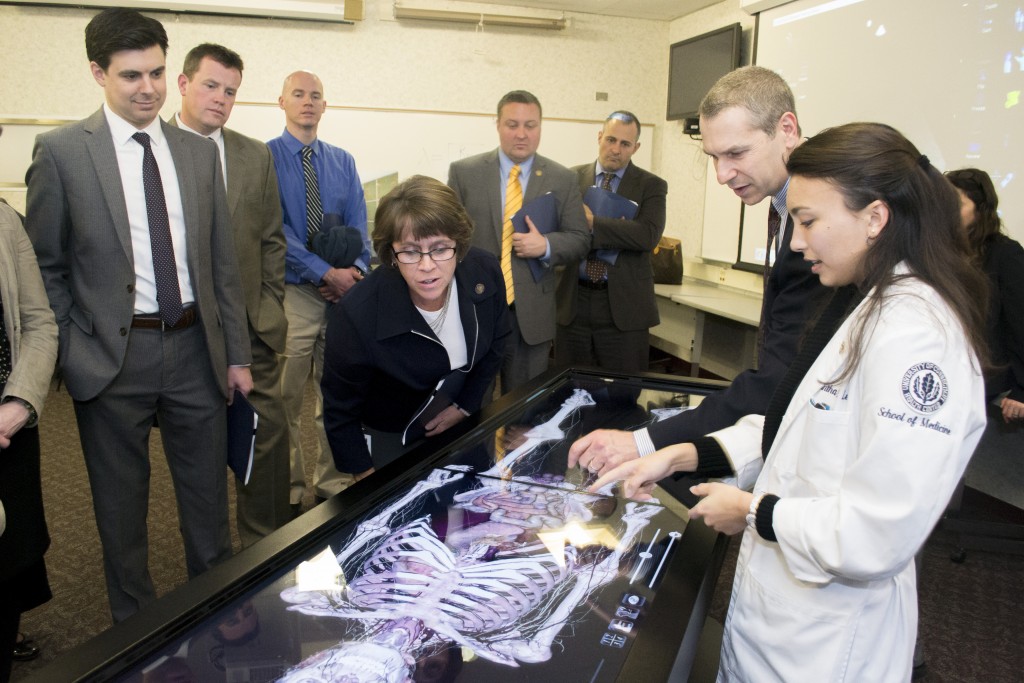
[578,279,609,290]
[131,306,197,331]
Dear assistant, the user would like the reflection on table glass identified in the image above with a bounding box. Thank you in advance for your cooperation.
[126,380,704,683]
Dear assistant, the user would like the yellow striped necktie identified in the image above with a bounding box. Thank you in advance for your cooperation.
[501,164,522,305]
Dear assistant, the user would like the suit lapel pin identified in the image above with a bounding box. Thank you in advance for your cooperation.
[475,283,485,295]
[535,169,542,177]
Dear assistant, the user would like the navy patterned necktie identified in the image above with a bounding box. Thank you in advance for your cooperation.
[302,146,323,246]
[585,172,616,282]
[132,132,183,326]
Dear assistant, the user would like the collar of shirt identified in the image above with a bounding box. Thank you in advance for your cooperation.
[175,114,226,186]
[175,114,223,143]
[771,177,790,222]
[594,162,625,191]
[498,149,534,188]
[103,103,165,147]
[278,128,319,158]
[770,177,792,251]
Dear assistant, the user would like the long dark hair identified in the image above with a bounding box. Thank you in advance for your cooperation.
[786,122,989,379]
[946,168,1003,262]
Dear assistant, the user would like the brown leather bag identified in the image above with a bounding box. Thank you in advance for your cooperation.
[651,236,683,284]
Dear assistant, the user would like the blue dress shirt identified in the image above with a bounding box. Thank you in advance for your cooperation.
[267,129,369,285]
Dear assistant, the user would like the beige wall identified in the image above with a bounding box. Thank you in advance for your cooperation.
[0,2,665,152]
[0,0,755,285]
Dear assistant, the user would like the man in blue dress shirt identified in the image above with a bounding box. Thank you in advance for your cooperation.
[267,70,369,513]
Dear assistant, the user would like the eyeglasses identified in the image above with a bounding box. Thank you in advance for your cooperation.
[394,246,457,264]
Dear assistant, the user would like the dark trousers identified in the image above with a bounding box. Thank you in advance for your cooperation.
[74,324,231,623]
[555,286,650,373]
[499,309,551,394]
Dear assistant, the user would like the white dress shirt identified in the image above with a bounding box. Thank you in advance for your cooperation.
[104,104,195,313]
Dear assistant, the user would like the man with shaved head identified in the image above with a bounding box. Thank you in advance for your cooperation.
[268,70,369,513]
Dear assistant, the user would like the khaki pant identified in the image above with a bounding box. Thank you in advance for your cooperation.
[281,284,354,503]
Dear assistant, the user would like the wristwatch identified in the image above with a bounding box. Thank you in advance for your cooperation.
[746,493,766,531]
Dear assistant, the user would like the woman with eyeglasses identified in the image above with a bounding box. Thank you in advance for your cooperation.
[322,176,511,481]
[946,168,1024,423]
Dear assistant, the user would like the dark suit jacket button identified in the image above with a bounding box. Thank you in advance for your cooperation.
[120,327,128,336]
[127,284,134,293]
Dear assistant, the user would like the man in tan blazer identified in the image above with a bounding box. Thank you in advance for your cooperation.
[173,43,290,547]
[25,9,252,623]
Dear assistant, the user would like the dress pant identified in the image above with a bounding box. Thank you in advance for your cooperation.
[499,307,551,395]
[554,285,650,373]
[281,283,354,502]
[74,323,231,623]
[234,330,291,547]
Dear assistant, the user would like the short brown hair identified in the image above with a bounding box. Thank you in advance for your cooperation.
[699,65,799,137]
[183,43,243,79]
[497,90,542,119]
[373,176,473,268]
[85,8,167,71]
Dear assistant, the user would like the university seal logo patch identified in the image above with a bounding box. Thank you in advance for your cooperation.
[901,362,948,414]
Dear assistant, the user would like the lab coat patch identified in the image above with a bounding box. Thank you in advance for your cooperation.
[901,362,948,414]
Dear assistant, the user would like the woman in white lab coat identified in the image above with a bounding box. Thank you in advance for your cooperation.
[591,123,990,682]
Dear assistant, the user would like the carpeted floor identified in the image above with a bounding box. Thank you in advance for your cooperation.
[9,383,1024,682]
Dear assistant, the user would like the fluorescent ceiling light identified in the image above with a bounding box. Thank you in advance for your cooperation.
[3,0,354,24]
[393,0,566,30]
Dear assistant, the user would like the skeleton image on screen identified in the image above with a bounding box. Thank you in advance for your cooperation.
[278,390,661,683]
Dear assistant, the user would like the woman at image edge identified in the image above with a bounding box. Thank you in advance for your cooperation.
[322,175,511,480]
[591,123,989,682]
[946,168,1024,423]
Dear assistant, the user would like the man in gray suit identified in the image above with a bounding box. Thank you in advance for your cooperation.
[173,43,290,548]
[25,8,252,623]
[448,90,589,392]
[556,111,667,373]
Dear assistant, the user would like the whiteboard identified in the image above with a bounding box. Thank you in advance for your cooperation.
[700,156,743,263]
[226,103,653,184]
[740,0,1024,267]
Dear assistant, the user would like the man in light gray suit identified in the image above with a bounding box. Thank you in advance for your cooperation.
[448,90,589,392]
[173,43,290,548]
[25,9,252,623]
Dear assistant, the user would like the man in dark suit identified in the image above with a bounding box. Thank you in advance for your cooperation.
[556,110,667,373]
[448,90,590,392]
[569,66,826,473]
[173,43,290,548]
[25,9,252,623]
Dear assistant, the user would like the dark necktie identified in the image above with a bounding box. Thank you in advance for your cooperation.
[132,132,183,327]
[585,172,616,282]
[764,202,782,285]
[302,145,323,246]
[756,202,783,360]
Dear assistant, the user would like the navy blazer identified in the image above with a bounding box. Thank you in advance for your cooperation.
[648,212,829,447]
[322,247,512,473]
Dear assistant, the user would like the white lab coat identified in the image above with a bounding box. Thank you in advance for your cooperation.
[709,269,987,682]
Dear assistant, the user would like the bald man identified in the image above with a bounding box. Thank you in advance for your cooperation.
[267,71,369,511]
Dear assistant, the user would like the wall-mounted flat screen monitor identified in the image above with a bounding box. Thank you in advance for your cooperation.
[666,23,742,121]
